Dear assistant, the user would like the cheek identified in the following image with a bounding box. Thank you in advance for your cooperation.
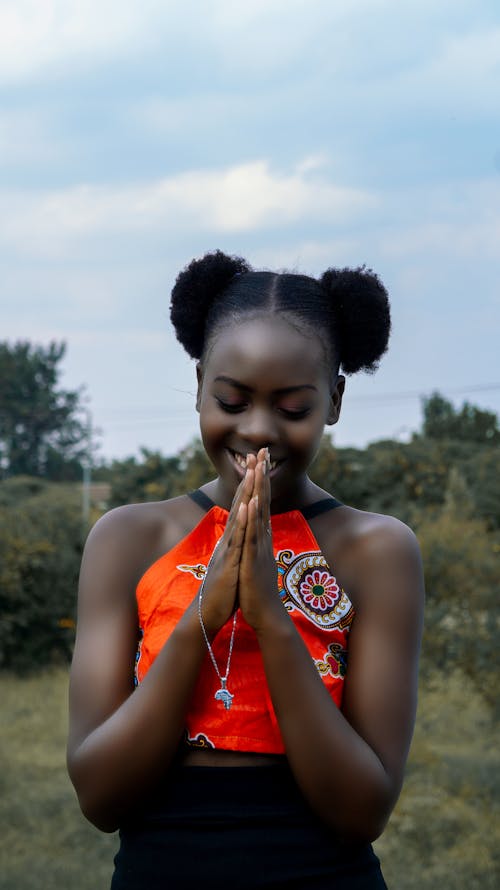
[198,402,230,447]
[289,423,324,458]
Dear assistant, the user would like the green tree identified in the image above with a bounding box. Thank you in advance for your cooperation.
[177,438,215,492]
[422,392,500,443]
[0,341,88,479]
[106,440,215,507]
[107,448,183,507]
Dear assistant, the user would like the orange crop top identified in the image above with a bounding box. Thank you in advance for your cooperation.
[134,492,354,754]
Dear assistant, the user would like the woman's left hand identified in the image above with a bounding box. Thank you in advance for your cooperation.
[237,448,285,632]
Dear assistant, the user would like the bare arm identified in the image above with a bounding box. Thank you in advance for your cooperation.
[239,458,424,841]
[68,476,253,831]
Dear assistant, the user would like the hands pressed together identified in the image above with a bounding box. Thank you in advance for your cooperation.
[199,447,284,638]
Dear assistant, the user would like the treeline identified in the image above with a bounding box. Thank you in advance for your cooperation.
[0,341,498,714]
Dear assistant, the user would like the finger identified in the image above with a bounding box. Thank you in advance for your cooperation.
[246,452,257,469]
[263,452,271,530]
[241,464,255,503]
[228,501,248,551]
[246,494,259,551]
[256,456,270,526]
[226,466,254,532]
[222,500,248,567]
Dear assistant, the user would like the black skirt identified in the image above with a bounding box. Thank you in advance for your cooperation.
[111,765,387,889]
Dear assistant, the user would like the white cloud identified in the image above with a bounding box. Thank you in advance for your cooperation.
[0,0,380,82]
[1,0,490,90]
[0,159,376,258]
[0,0,169,82]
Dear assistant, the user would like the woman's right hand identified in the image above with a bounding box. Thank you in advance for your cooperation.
[198,459,255,637]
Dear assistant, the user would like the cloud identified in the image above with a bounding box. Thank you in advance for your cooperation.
[0,0,181,83]
[2,0,493,90]
[0,1,376,82]
[0,158,376,258]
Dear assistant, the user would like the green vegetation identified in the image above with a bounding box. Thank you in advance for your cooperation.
[0,479,83,670]
[375,672,500,888]
[0,669,115,890]
[1,668,497,889]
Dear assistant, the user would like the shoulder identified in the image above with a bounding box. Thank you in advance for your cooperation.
[313,501,421,570]
[313,504,423,614]
[341,507,421,564]
[81,494,203,595]
[339,508,424,623]
[88,494,197,546]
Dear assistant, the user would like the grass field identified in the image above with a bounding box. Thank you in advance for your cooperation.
[1,668,498,889]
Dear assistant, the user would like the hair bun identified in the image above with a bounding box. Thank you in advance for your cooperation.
[320,266,391,374]
[170,250,251,358]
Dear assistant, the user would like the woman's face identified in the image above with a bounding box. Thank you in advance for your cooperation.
[197,315,344,510]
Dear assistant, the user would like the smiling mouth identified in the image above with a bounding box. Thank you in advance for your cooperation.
[228,449,280,472]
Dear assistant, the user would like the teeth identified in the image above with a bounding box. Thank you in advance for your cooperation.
[231,451,279,471]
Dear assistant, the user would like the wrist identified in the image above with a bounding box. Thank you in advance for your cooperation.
[251,595,292,641]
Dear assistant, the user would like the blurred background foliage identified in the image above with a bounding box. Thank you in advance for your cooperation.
[1,340,499,887]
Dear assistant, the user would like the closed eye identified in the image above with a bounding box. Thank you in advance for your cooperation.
[215,397,311,419]
[279,408,311,420]
[215,398,247,413]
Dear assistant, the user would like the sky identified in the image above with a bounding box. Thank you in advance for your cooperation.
[1,0,499,462]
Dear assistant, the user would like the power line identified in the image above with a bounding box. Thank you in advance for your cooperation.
[100,382,500,428]
[348,383,500,404]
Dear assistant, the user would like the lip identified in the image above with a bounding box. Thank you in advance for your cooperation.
[226,448,247,479]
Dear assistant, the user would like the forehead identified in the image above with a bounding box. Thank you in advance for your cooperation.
[203,316,329,388]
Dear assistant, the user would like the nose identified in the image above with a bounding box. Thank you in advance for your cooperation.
[236,406,279,450]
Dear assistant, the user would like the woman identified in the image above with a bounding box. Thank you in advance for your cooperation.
[67,250,424,887]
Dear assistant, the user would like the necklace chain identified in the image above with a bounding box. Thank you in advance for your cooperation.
[198,538,237,709]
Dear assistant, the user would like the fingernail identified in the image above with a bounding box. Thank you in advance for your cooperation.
[253,495,259,507]
[262,460,267,475]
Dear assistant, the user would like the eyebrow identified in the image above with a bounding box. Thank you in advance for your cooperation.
[213,375,318,394]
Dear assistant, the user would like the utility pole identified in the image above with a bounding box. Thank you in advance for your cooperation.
[82,407,92,537]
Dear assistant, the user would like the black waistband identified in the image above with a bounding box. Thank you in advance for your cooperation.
[188,489,343,518]
[114,765,386,889]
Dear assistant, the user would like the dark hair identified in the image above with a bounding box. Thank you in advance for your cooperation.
[170,249,391,375]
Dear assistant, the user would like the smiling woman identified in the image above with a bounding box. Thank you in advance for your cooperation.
[67,250,424,889]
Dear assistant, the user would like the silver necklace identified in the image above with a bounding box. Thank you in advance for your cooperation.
[198,538,237,710]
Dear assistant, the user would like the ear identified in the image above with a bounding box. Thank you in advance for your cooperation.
[326,375,345,425]
[195,363,203,413]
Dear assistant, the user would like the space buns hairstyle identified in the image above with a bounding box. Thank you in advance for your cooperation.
[170,250,250,360]
[319,267,391,374]
[170,249,391,375]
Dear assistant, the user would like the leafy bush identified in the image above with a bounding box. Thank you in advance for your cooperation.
[0,481,82,670]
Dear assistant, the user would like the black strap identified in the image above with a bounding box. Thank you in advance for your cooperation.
[188,489,342,518]
[300,497,343,519]
[188,489,216,511]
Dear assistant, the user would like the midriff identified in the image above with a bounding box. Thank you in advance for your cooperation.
[178,746,286,767]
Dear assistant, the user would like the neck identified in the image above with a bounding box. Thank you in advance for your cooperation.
[205,474,322,515]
